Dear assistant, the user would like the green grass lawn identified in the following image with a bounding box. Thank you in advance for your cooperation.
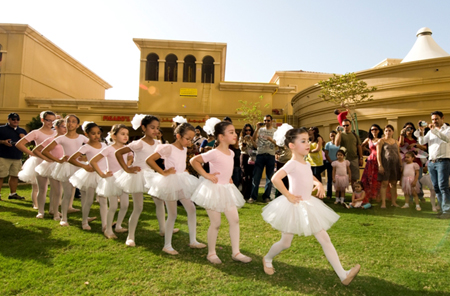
[1,185,450,296]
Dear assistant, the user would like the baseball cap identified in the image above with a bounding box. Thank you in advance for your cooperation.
[8,113,20,120]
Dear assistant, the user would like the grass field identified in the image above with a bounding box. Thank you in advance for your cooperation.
[1,185,450,296]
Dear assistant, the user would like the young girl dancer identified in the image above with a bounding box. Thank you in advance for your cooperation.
[190,120,250,264]
[16,111,56,210]
[115,115,173,247]
[42,115,88,226]
[145,122,205,255]
[348,181,371,209]
[33,119,65,219]
[68,122,107,230]
[90,124,132,239]
[332,150,351,205]
[262,127,360,286]
[401,151,421,211]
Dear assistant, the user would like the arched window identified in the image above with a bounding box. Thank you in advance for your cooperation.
[145,53,159,81]
[202,56,214,83]
[183,55,196,83]
[165,54,178,82]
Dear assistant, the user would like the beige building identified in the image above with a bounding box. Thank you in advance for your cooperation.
[292,27,450,139]
[0,23,332,137]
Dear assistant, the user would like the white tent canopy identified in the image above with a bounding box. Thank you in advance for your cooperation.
[401,27,449,63]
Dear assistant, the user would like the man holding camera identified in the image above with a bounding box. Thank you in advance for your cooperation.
[250,115,277,203]
[0,113,27,200]
[416,111,450,219]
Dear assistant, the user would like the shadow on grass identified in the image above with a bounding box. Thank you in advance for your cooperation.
[0,215,70,266]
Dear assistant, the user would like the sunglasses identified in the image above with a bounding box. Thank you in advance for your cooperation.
[245,129,251,131]
[10,118,19,121]
[342,124,350,127]
[264,120,271,122]
[370,128,378,131]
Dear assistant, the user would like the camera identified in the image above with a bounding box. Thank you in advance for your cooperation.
[406,128,412,132]
[420,121,428,127]
[259,123,264,126]
[337,126,344,132]
[10,141,16,146]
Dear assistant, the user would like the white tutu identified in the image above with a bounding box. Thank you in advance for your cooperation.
[69,170,100,191]
[334,175,349,191]
[191,178,245,212]
[51,162,79,182]
[145,171,199,201]
[18,156,42,184]
[262,195,340,236]
[401,176,421,195]
[114,169,150,193]
[419,174,434,191]
[96,175,123,197]
[35,161,57,178]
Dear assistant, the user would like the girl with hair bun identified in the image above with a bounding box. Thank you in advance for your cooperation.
[145,121,205,255]
[190,120,250,264]
[42,114,88,226]
[114,114,172,247]
[16,111,56,211]
[262,127,360,286]
[68,122,107,230]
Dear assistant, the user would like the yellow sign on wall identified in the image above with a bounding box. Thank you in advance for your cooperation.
[180,88,198,97]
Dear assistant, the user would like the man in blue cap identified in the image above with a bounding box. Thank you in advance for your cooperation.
[0,113,27,200]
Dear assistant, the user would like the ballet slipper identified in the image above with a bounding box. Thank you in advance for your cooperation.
[126,239,136,247]
[104,231,118,239]
[391,203,400,208]
[59,221,69,227]
[401,204,409,209]
[36,213,44,219]
[33,206,38,210]
[263,257,275,275]
[159,228,179,237]
[207,254,222,264]
[342,264,361,286]
[82,224,91,231]
[162,247,178,255]
[432,207,437,212]
[115,227,128,233]
[380,204,386,209]
[67,208,80,213]
[188,242,207,249]
[87,217,97,222]
[231,252,252,263]
[416,206,421,211]
[53,213,61,221]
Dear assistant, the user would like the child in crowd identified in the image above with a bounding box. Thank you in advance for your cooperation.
[348,181,371,209]
[332,149,351,205]
[190,120,250,264]
[145,122,205,255]
[16,111,56,210]
[115,115,172,247]
[42,115,88,226]
[401,151,421,211]
[91,124,132,238]
[68,122,107,230]
[262,127,360,286]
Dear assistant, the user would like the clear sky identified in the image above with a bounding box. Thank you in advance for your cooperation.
[3,0,450,100]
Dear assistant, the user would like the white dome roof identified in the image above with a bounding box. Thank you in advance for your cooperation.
[401,27,449,63]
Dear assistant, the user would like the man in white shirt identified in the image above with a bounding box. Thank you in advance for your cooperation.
[250,115,277,203]
[416,111,450,219]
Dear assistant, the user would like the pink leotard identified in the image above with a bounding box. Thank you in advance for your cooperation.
[281,159,314,200]
[77,143,107,171]
[24,129,56,146]
[201,149,234,185]
[41,137,64,159]
[155,144,187,173]
[53,134,88,156]
[100,145,130,173]
[128,138,160,168]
